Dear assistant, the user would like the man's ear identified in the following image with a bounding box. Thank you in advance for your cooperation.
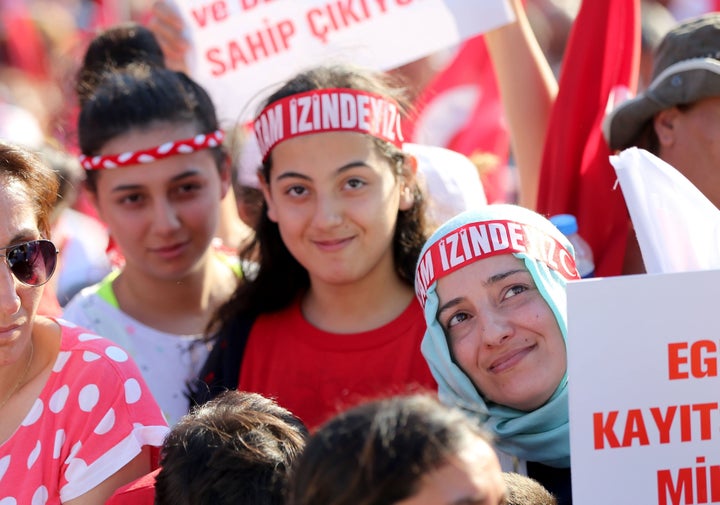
[654,107,680,147]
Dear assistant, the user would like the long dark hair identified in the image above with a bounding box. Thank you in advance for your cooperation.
[208,64,428,332]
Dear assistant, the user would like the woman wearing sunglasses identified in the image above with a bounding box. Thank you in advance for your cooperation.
[0,142,168,504]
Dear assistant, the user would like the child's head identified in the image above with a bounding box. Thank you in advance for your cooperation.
[503,473,557,505]
[233,64,427,315]
[155,390,308,505]
[286,394,506,505]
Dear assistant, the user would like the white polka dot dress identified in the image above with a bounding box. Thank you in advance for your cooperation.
[0,320,169,503]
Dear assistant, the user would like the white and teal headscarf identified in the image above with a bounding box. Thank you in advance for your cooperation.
[415,204,580,468]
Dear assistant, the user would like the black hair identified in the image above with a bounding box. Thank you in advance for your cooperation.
[286,394,495,505]
[76,22,166,105]
[75,22,224,193]
[155,390,308,505]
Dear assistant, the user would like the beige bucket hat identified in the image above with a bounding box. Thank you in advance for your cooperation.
[603,12,720,151]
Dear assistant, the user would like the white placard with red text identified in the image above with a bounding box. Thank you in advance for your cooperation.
[169,0,514,123]
[568,270,720,505]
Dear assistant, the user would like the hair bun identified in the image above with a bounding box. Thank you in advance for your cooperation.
[76,22,166,104]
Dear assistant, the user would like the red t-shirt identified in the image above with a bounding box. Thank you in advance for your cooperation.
[239,298,437,429]
[105,468,158,505]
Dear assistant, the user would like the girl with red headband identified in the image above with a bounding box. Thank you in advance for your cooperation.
[191,63,437,430]
[62,24,245,426]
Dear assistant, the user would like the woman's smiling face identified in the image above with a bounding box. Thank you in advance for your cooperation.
[435,254,566,411]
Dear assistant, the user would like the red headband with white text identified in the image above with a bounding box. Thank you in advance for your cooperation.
[79,130,225,170]
[415,219,580,307]
[253,88,404,160]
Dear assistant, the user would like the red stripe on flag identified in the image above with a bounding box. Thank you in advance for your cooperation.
[536,0,641,277]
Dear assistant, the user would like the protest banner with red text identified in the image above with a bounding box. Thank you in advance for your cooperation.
[169,0,513,123]
[568,270,720,504]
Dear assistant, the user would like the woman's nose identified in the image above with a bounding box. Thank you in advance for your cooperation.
[153,199,182,233]
[479,310,513,347]
[0,262,21,317]
[312,194,343,229]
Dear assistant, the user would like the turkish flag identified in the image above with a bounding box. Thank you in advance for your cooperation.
[536,0,641,277]
[405,34,511,204]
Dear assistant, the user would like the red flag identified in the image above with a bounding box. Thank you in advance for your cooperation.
[405,35,511,204]
[87,0,124,30]
[536,0,641,277]
[1,0,48,78]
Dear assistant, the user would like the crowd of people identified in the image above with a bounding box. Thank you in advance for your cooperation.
[0,0,718,503]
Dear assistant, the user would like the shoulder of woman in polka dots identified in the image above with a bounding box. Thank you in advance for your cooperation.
[0,320,168,504]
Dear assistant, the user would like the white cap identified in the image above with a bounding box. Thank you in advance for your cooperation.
[404,142,487,226]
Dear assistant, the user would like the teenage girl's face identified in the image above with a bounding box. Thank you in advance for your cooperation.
[436,254,566,411]
[91,122,229,281]
[261,131,414,288]
[396,435,506,505]
[0,178,44,366]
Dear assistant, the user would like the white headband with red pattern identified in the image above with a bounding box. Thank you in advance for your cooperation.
[79,129,225,170]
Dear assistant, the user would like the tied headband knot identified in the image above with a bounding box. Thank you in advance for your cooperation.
[253,88,405,160]
[79,129,225,170]
[415,219,580,307]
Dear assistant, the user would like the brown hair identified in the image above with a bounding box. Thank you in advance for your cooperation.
[0,141,59,237]
[155,390,308,505]
[286,394,495,505]
[75,23,225,194]
[503,472,557,505]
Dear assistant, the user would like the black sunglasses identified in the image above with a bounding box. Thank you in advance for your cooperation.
[0,239,58,287]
